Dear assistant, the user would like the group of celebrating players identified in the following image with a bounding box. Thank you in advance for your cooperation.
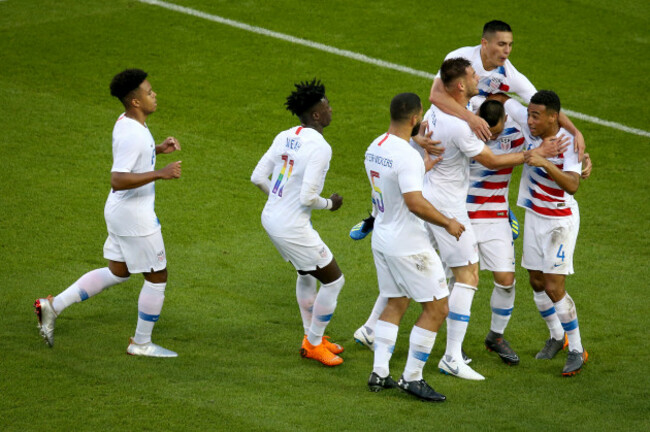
[34,20,590,404]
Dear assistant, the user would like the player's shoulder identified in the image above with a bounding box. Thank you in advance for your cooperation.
[446,45,479,60]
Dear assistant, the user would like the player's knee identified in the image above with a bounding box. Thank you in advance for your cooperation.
[145,268,168,284]
[323,274,344,296]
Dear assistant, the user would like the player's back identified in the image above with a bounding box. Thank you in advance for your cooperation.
[261,126,331,237]
[423,105,485,210]
[365,133,430,256]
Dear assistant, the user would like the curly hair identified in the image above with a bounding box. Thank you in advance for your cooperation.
[285,79,326,117]
[530,90,561,113]
[110,68,148,103]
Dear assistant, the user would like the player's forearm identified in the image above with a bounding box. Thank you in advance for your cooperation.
[300,182,331,209]
[111,171,161,191]
[430,80,472,122]
[476,152,524,170]
[405,193,449,228]
[541,161,580,195]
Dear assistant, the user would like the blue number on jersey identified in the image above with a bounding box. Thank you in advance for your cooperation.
[556,244,565,261]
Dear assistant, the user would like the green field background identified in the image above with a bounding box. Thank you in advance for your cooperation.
[1,0,649,430]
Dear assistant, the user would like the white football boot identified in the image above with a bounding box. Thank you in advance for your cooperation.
[127,338,178,358]
[438,354,485,381]
[353,325,374,351]
[34,296,57,347]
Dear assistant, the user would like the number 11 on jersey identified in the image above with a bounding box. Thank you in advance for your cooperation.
[272,155,294,197]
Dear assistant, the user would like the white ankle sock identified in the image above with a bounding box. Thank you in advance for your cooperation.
[363,295,388,333]
[554,294,583,352]
[307,275,344,346]
[490,281,515,334]
[296,274,317,334]
[445,283,476,359]
[533,290,564,340]
[373,320,399,378]
[403,326,436,381]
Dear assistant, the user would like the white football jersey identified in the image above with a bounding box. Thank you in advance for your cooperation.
[104,114,160,237]
[422,105,485,211]
[255,126,332,238]
[467,117,525,223]
[365,133,432,256]
[437,45,537,105]
[505,99,582,218]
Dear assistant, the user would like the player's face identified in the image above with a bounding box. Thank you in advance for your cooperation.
[527,103,556,137]
[463,67,480,98]
[410,105,424,136]
[135,80,157,115]
[481,31,513,69]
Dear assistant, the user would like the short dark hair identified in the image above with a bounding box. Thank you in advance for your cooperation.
[478,99,506,127]
[110,69,148,104]
[483,20,512,38]
[285,78,326,118]
[390,93,421,121]
[530,90,561,114]
[440,57,472,87]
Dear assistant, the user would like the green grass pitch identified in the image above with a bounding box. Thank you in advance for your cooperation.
[1,0,649,430]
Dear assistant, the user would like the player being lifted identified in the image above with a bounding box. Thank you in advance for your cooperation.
[251,79,346,367]
[365,92,464,402]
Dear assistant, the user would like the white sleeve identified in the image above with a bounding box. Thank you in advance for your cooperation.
[300,145,332,209]
[506,63,537,103]
[398,151,425,194]
[458,125,485,158]
[111,133,140,173]
[504,98,528,129]
[562,136,582,175]
[251,146,275,194]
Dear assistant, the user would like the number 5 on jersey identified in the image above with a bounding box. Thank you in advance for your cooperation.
[272,155,294,197]
[370,170,384,213]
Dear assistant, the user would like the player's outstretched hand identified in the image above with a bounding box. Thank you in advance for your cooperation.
[538,134,570,158]
[581,153,592,179]
[329,193,343,211]
[468,113,491,142]
[413,121,445,156]
[158,137,181,154]
[446,218,465,241]
[160,161,182,179]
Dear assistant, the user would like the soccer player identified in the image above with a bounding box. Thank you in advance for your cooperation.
[429,20,586,159]
[365,92,464,402]
[424,58,563,380]
[466,99,525,366]
[251,79,346,367]
[499,90,588,376]
[34,68,182,357]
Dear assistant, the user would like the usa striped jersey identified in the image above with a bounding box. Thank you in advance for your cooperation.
[466,118,525,223]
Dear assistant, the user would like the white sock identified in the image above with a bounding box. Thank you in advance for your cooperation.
[533,290,564,340]
[133,280,166,344]
[363,295,388,334]
[52,267,128,315]
[296,274,317,334]
[403,326,436,382]
[490,281,515,334]
[373,320,399,378]
[445,283,476,359]
[554,294,583,352]
[307,275,344,346]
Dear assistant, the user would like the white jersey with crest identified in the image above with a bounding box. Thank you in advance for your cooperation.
[467,117,525,223]
[436,45,537,105]
[255,126,331,238]
[505,99,582,218]
[422,105,485,211]
[104,114,160,237]
[365,133,431,256]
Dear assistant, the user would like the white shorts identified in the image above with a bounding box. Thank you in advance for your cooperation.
[473,220,515,272]
[522,208,580,275]
[426,208,479,268]
[266,229,333,272]
[103,230,167,273]
[372,249,449,302]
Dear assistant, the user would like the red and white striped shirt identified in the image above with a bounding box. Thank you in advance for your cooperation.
[505,100,582,218]
[466,118,525,223]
